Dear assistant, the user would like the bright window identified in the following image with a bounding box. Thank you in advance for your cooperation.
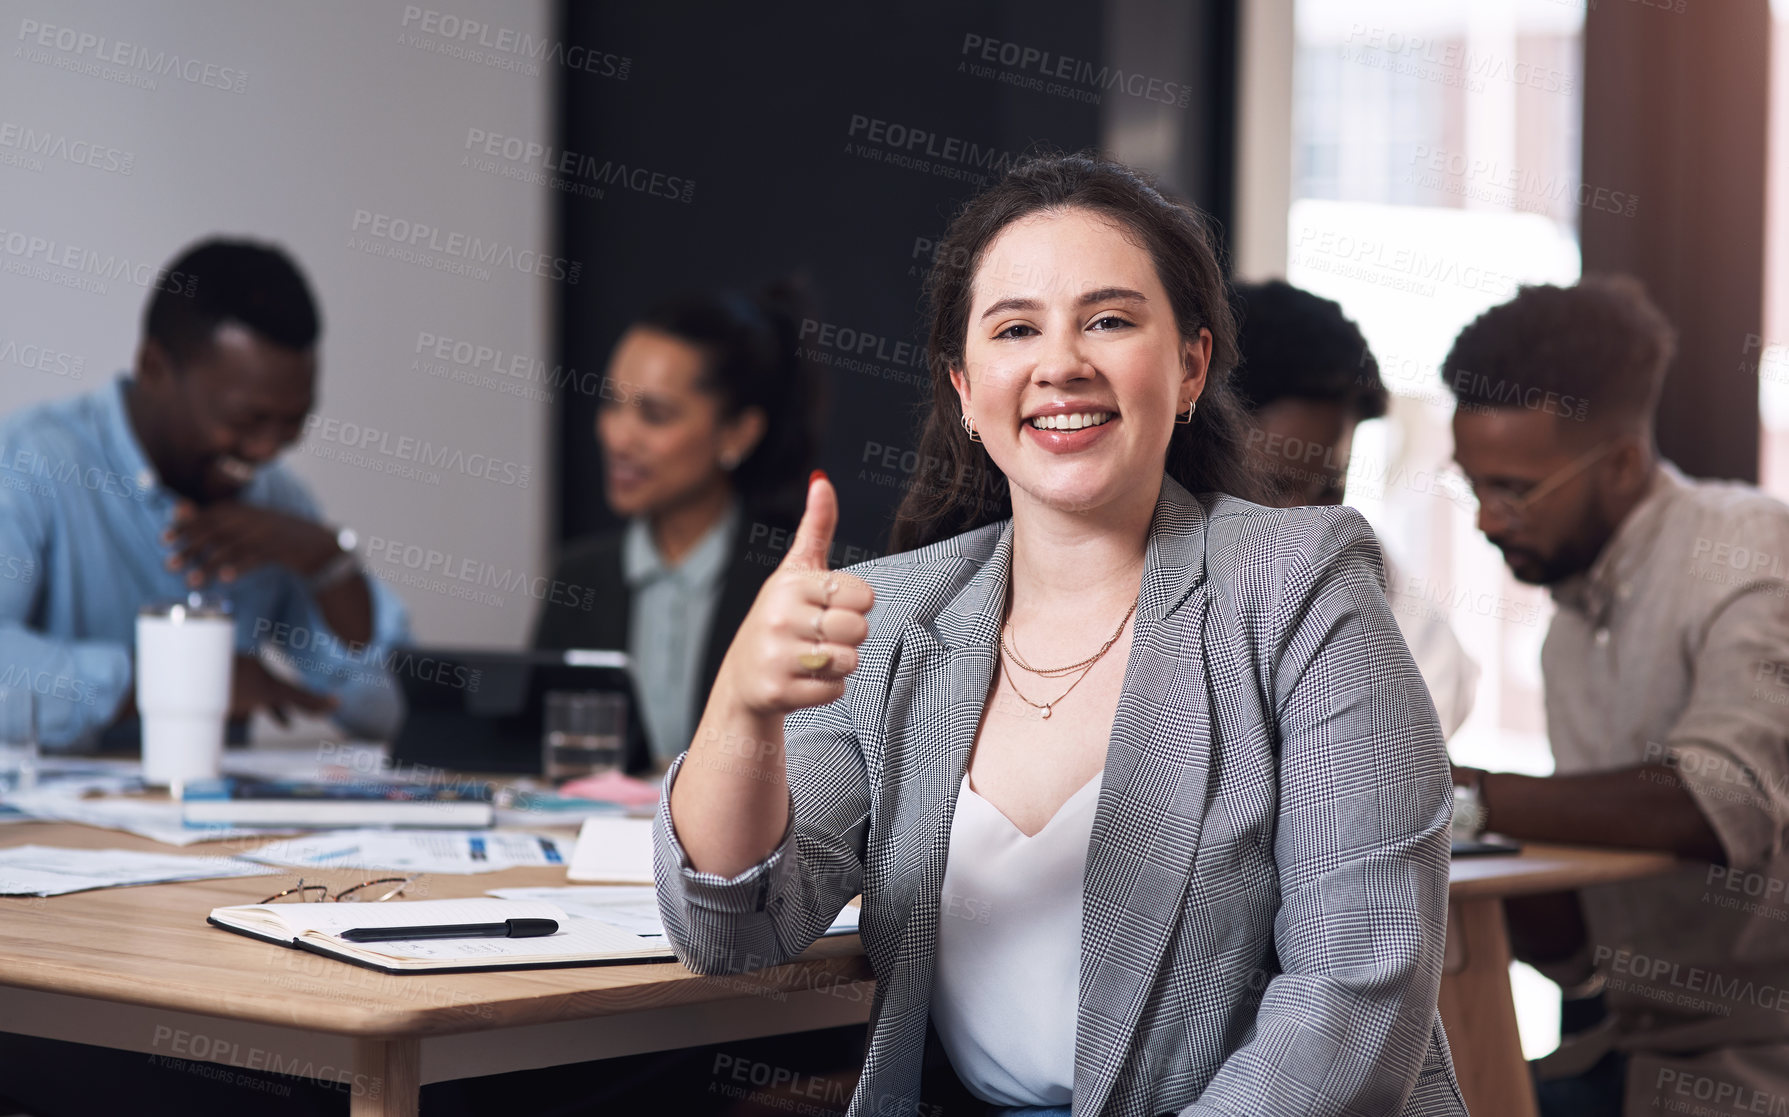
[1289,0,1590,1060]
[1762,0,1789,498]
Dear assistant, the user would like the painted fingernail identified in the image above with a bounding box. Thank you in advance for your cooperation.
[809,469,827,486]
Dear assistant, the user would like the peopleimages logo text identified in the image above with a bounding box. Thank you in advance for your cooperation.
[350,210,581,284]
[365,534,595,612]
[463,128,692,203]
[16,19,248,93]
[958,34,1191,107]
[0,229,197,293]
[846,115,1020,174]
[0,122,134,174]
[399,7,629,78]
[302,415,532,489]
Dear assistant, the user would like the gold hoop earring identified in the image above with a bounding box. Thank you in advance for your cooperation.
[961,413,983,442]
[1175,400,1196,425]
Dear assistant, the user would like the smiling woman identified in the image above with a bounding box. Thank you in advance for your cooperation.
[891,154,1262,552]
[657,153,1466,1117]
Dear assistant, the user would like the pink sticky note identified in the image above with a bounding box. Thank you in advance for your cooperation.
[558,769,662,807]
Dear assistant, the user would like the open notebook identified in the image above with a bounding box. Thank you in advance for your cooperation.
[207,897,676,974]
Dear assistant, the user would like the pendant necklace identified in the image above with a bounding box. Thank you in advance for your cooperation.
[998,594,1137,719]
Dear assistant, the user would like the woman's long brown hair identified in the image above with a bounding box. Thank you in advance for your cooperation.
[889,152,1262,553]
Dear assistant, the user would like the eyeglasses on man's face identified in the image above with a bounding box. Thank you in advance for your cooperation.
[1441,440,1621,525]
[259,876,418,904]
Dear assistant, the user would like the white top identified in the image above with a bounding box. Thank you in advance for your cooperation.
[931,768,1103,1107]
[1381,553,1481,738]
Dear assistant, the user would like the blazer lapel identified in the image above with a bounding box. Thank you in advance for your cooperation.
[894,522,1011,923]
[1076,477,1214,1116]
[862,526,1009,1111]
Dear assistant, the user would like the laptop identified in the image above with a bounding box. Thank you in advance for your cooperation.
[1451,833,1523,857]
[390,647,651,777]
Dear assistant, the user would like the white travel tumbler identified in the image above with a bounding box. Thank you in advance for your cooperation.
[136,597,235,790]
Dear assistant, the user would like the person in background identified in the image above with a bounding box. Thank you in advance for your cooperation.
[1443,276,1789,1116]
[533,283,818,770]
[0,238,410,749]
[1231,279,1479,737]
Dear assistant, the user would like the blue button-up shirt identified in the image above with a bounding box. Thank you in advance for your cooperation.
[0,375,411,747]
[622,498,738,765]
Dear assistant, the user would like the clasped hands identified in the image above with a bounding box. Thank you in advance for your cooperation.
[162,499,339,588]
[159,500,343,725]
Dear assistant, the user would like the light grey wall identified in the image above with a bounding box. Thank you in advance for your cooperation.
[0,0,559,646]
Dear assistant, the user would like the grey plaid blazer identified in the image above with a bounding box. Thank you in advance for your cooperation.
[654,473,1469,1116]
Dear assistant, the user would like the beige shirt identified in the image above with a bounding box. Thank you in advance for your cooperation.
[1540,462,1789,1112]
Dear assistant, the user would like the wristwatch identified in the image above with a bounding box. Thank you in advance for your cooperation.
[308,526,360,594]
[1452,773,1487,841]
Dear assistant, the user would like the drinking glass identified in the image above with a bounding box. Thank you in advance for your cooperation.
[542,690,625,782]
[0,687,37,796]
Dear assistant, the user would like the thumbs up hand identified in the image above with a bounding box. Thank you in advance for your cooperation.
[716,471,876,717]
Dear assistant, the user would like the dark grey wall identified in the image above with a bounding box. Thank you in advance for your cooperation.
[554,1,1235,556]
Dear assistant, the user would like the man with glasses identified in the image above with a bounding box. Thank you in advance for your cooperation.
[0,238,411,749]
[1443,276,1789,1116]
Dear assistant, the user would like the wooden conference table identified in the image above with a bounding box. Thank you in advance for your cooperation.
[0,817,875,1117]
[1443,843,1678,1117]
[0,819,1675,1117]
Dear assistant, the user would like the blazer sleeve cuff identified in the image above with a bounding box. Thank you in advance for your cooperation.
[655,750,797,914]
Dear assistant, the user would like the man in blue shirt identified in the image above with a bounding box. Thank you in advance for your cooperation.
[0,238,410,748]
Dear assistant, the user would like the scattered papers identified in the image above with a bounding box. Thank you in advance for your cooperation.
[2,745,403,838]
[1,785,296,846]
[242,829,570,875]
[494,789,628,830]
[0,845,277,896]
[7,749,638,849]
[566,816,655,884]
[487,885,863,940]
[4,766,140,803]
[32,756,143,783]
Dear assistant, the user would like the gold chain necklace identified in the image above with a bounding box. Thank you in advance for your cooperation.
[997,595,1137,718]
[1002,598,1138,678]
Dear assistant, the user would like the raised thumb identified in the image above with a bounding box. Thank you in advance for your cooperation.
[782,469,837,573]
